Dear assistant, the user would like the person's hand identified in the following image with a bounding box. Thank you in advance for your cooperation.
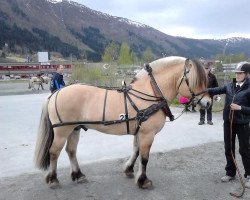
[230,103,241,110]
[214,95,221,102]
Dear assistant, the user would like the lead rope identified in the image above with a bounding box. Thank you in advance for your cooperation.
[229,93,245,198]
[229,109,246,198]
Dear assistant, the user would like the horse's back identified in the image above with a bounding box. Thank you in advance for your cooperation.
[48,84,123,123]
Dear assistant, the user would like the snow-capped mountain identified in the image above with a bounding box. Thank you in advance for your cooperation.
[0,0,250,60]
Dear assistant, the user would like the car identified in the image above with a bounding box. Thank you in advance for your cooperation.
[14,75,21,79]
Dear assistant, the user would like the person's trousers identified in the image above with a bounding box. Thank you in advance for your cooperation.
[199,103,213,121]
[224,121,250,177]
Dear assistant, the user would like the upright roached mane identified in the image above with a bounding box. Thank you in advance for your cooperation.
[34,56,211,189]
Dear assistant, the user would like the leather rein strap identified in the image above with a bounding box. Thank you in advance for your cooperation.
[144,64,174,121]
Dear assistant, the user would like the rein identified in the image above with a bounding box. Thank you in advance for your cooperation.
[228,94,246,198]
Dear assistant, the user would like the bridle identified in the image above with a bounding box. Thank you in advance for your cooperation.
[176,59,206,107]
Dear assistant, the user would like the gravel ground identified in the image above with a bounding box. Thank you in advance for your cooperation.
[0,142,249,200]
[0,80,50,96]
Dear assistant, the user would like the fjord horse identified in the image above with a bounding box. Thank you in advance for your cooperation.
[28,76,49,91]
[34,56,211,189]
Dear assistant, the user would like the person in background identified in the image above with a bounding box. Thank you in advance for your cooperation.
[198,63,218,125]
[50,65,65,93]
[207,62,250,186]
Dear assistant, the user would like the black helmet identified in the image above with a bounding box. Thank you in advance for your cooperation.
[235,62,250,73]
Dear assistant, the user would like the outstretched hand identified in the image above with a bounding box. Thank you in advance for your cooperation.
[230,103,241,110]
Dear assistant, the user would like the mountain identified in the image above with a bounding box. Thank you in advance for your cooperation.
[1,0,250,61]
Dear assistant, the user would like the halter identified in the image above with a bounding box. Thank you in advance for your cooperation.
[176,59,206,107]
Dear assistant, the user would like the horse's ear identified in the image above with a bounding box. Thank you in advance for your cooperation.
[185,58,192,70]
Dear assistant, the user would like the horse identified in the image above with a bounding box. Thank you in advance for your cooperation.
[28,75,50,91]
[34,56,211,189]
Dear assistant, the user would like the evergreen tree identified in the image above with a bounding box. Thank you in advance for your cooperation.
[102,41,119,63]
[118,42,133,65]
[142,47,154,63]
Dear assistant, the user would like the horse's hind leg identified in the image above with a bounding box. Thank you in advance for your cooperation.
[136,132,154,189]
[66,129,87,183]
[124,135,139,178]
[45,128,67,189]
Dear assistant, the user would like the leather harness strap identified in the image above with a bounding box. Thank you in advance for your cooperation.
[144,64,174,121]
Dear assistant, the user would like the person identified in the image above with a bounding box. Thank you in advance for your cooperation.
[198,63,218,125]
[207,62,250,187]
[36,72,44,90]
[50,65,65,93]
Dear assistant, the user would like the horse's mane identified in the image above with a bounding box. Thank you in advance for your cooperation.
[133,56,185,81]
[189,59,208,89]
[132,56,207,89]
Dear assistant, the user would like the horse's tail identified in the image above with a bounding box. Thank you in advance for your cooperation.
[34,99,54,170]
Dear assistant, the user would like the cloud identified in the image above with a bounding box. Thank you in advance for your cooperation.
[75,0,250,39]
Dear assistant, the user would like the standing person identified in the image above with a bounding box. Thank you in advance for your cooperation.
[207,62,250,186]
[198,63,219,125]
[50,65,65,93]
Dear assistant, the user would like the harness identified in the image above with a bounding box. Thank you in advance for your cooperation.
[50,59,203,135]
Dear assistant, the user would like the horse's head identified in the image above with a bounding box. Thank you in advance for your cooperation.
[41,76,49,84]
[177,59,211,109]
[132,56,211,109]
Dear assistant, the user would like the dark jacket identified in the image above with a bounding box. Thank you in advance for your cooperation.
[50,72,65,92]
[208,80,250,124]
[208,72,218,88]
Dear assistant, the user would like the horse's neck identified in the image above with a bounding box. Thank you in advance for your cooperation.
[155,72,179,102]
[131,69,180,102]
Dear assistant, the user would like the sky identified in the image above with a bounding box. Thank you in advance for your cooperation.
[72,0,250,39]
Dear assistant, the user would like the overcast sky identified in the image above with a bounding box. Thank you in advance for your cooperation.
[72,0,250,39]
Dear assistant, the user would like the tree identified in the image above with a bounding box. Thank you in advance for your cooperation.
[118,42,133,65]
[102,41,119,63]
[142,47,154,63]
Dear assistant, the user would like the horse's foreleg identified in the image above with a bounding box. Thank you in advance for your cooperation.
[136,132,154,189]
[124,135,139,178]
[45,132,67,189]
[66,129,87,183]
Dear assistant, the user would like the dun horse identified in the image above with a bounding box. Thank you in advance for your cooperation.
[28,76,49,91]
[34,56,211,189]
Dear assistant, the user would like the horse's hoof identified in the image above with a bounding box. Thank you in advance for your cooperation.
[125,171,134,178]
[141,179,153,189]
[48,181,60,189]
[71,170,87,183]
[77,176,88,183]
[137,178,153,189]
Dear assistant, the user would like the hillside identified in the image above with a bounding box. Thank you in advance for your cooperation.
[0,0,250,61]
